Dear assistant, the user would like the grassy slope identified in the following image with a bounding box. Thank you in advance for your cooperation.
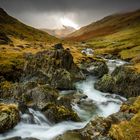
[66,9,140,72]
[0,8,59,75]
[0,8,57,44]
[67,9,140,41]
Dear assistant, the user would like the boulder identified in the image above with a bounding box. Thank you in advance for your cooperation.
[21,85,59,110]
[95,65,140,97]
[79,57,108,78]
[23,44,85,89]
[0,103,20,133]
[42,103,80,123]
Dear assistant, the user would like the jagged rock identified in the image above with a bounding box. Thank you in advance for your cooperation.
[23,45,85,89]
[79,57,108,78]
[95,65,140,97]
[0,103,20,133]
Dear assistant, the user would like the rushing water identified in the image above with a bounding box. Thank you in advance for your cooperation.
[0,59,127,140]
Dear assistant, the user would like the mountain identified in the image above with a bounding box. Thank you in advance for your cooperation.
[66,9,140,62]
[0,8,58,45]
[41,25,76,38]
[66,9,140,41]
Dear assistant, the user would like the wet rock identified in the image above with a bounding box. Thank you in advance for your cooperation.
[0,99,28,114]
[23,44,85,89]
[95,65,140,97]
[94,74,115,93]
[79,57,108,78]
[42,103,80,123]
[22,85,59,110]
[0,103,20,133]
[76,97,139,140]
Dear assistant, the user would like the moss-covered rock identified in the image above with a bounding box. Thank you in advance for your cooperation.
[76,96,140,140]
[0,81,15,98]
[0,103,20,133]
[95,65,140,97]
[43,103,80,123]
[94,74,115,93]
[23,45,85,89]
[79,57,108,78]
[109,96,140,140]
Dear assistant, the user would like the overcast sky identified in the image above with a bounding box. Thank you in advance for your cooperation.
[0,0,140,29]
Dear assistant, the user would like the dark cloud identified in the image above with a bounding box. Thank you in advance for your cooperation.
[0,0,140,29]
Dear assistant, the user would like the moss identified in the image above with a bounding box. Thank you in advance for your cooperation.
[109,96,140,140]
[44,103,80,123]
[0,103,20,132]
[121,96,140,114]
[0,103,18,113]
[109,112,140,140]
[95,74,115,92]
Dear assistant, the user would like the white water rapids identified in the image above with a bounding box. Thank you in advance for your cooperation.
[0,59,127,140]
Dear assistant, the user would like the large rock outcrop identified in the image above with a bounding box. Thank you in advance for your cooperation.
[0,103,20,133]
[23,44,85,89]
[95,65,140,98]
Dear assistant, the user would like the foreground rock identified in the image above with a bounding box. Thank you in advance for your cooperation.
[57,96,140,140]
[43,103,80,123]
[23,43,85,89]
[0,103,20,133]
[95,65,140,97]
[0,82,80,123]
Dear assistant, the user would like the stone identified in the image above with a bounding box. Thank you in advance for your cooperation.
[95,65,140,98]
[23,45,85,89]
[0,103,20,133]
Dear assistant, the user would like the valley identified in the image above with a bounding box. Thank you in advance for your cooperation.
[0,7,140,140]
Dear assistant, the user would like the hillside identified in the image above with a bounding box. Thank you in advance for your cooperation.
[0,8,58,45]
[0,8,60,80]
[66,9,140,68]
[67,9,140,41]
[42,25,76,38]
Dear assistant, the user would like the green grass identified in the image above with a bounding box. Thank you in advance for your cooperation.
[0,8,58,45]
[88,25,140,60]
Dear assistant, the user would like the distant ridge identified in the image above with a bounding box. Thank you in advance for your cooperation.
[0,8,58,43]
[66,9,140,41]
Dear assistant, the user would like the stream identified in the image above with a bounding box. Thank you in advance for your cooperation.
[0,59,127,140]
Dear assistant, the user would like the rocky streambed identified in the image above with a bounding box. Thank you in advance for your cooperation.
[0,44,140,140]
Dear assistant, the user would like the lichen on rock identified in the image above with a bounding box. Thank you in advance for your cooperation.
[0,103,20,133]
